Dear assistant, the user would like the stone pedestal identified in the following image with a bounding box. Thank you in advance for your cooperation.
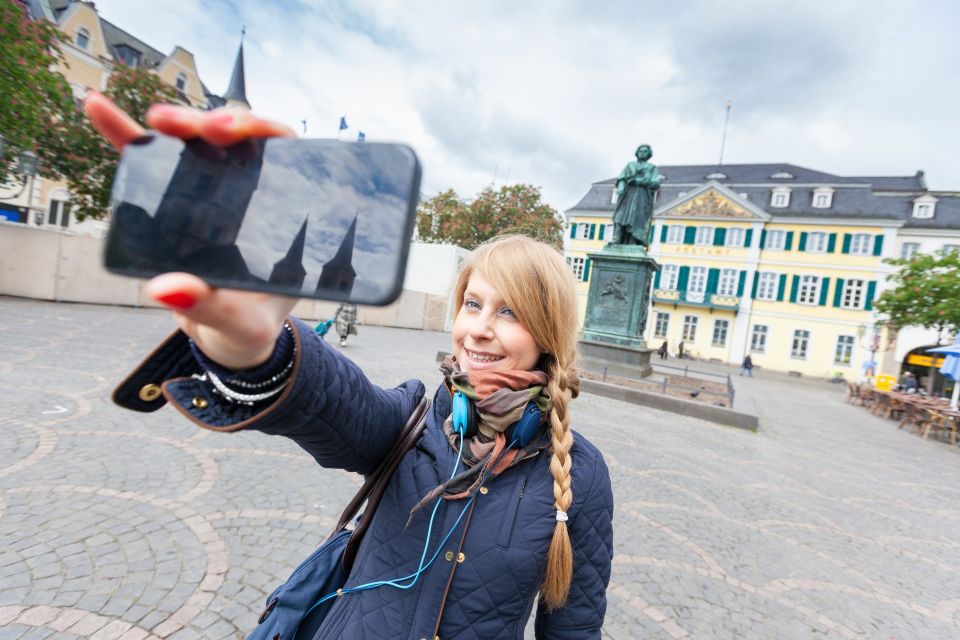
[579,244,659,378]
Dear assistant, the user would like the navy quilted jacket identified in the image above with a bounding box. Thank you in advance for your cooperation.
[114,318,614,639]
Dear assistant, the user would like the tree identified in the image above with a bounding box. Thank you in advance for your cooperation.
[0,0,74,185]
[40,65,179,221]
[415,183,562,250]
[874,250,960,342]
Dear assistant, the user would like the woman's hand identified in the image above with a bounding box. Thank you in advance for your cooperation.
[85,92,299,370]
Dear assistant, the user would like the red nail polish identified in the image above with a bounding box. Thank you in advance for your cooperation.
[156,291,196,309]
[209,111,234,125]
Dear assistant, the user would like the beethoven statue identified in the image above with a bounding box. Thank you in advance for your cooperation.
[612,144,661,247]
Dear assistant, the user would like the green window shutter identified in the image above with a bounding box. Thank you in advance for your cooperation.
[759,229,767,249]
[737,271,747,297]
[660,225,668,242]
[865,281,877,310]
[833,278,845,307]
[798,232,808,252]
[713,228,726,247]
[777,274,787,301]
[751,272,759,299]
[827,233,837,253]
[819,277,830,306]
[583,258,591,282]
[873,235,884,256]
[647,225,655,245]
[842,233,851,254]
[570,224,577,239]
[683,226,696,245]
[789,275,800,303]
[678,266,690,292]
[654,267,662,288]
[706,268,720,294]
[745,229,753,248]
[598,224,605,240]
[588,224,596,240]
[785,231,794,251]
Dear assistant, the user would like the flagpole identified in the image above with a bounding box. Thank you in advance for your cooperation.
[718,100,732,166]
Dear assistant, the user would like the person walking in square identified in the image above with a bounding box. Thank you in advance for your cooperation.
[334,302,357,347]
[657,340,668,360]
[740,354,754,377]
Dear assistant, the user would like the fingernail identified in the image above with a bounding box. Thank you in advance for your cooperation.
[209,112,234,125]
[156,291,196,309]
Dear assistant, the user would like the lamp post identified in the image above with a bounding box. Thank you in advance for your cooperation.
[857,323,890,384]
[0,137,41,223]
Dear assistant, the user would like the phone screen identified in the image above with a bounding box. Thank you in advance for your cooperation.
[104,133,421,305]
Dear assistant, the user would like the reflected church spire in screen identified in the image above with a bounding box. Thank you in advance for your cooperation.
[269,216,309,289]
[316,214,358,295]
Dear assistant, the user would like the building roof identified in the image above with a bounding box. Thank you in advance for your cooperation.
[223,40,251,109]
[569,162,958,230]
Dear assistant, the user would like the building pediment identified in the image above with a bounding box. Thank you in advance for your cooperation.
[656,182,770,221]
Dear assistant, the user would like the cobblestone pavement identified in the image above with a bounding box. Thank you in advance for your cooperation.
[2,297,960,639]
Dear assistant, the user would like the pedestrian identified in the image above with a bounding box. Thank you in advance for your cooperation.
[902,371,918,392]
[739,354,753,377]
[89,95,613,639]
[657,340,668,360]
[678,340,685,359]
[334,302,358,346]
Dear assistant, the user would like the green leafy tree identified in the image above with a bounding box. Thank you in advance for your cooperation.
[41,65,179,221]
[416,183,562,250]
[0,0,74,184]
[874,250,960,342]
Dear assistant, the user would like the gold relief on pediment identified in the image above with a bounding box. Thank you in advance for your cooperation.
[669,191,753,218]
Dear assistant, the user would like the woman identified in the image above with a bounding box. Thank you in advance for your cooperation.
[334,302,358,346]
[91,94,613,639]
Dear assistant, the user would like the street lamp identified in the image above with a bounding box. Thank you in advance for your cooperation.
[857,323,890,382]
[0,137,41,224]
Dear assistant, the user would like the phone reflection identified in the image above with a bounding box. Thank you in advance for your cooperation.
[106,134,419,304]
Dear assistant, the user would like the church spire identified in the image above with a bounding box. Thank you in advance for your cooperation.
[224,30,250,110]
[316,214,358,295]
[269,217,308,289]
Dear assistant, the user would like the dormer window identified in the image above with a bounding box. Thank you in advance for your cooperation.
[812,187,834,209]
[115,44,142,67]
[771,187,791,208]
[610,188,617,204]
[706,172,727,180]
[176,72,187,91]
[912,195,937,219]
[76,27,90,50]
[770,171,795,179]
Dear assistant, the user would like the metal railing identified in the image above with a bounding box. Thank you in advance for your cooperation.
[587,361,736,408]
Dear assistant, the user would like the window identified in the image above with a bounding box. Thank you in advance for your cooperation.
[666,225,684,244]
[695,225,714,245]
[834,335,855,365]
[712,319,729,347]
[849,233,872,255]
[750,325,768,353]
[806,232,828,253]
[756,272,778,301]
[765,230,786,250]
[604,224,614,242]
[660,264,679,290]
[115,44,141,67]
[47,200,70,228]
[771,188,791,208]
[575,223,590,240]
[654,312,669,338]
[718,269,738,296]
[771,171,795,179]
[682,315,698,341]
[812,187,834,209]
[944,244,960,254]
[688,266,707,294]
[706,171,727,180]
[797,275,821,305]
[842,279,865,309]
[725,227,745,247]
[900,243,920,260]
[567,256,585,281]
[610,188,617,204]
[791,330,810,359]
[76,27,89,50]
[175,72,187,91]
[912,196,937,219]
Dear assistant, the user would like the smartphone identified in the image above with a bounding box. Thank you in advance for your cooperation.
[103,132,422,305]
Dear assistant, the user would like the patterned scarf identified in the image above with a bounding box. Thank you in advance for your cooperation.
[406,356,553,525]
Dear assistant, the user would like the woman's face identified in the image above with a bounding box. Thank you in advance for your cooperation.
[453,270,541,372]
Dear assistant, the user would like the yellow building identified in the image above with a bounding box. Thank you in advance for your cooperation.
[565,164,937,378]
[9,0,244,233]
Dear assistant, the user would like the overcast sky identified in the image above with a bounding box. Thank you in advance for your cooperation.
[92,0,960,213]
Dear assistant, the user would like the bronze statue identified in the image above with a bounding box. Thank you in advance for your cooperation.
[612,144,661,247]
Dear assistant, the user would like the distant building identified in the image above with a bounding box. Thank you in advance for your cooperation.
[566,164,960,380]
[8,0,247,235]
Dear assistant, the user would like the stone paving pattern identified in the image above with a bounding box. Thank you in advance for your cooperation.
[1,297,959,639]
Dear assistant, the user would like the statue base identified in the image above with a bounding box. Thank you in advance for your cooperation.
[579,243,659,379]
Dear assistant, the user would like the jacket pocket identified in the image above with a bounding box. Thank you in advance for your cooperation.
[497,475,527,549]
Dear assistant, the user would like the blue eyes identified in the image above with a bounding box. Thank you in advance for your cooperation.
[464,298,515,318]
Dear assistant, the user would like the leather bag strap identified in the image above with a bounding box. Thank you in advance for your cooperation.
[333,396,429,572]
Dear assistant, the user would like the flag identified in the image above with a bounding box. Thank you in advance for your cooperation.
[339,116,348,131]
[357,131,366,142]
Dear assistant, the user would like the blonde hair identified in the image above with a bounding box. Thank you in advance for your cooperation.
[452,234,580,610]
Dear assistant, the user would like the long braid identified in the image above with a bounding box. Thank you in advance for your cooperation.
[541,359,576,610]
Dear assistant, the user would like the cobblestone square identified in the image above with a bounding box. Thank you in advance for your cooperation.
[2,297,960,638]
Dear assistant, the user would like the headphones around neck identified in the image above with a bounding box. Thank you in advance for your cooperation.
[452,390,542,448]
